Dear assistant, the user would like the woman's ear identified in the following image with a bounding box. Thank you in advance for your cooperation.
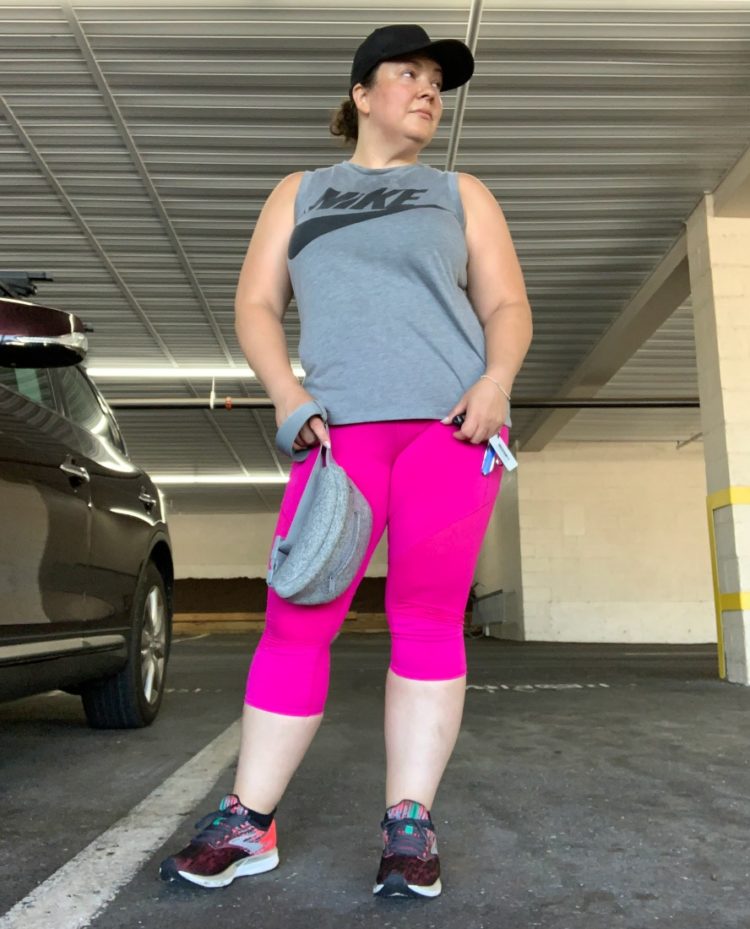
[351,83,370,117]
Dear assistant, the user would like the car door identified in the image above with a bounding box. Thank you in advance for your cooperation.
[51,365,155,631]
[0,367,92,633]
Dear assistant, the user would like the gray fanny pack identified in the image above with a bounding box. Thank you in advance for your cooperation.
[266,400,373,605]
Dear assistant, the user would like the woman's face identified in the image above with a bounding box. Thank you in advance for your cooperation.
[357,54,444,144]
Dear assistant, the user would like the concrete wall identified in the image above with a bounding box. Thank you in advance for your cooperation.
[167,511,388,579]
[475,465,524,639]
[517,440,716,643]
[166,439,716,644]
[167,512,277,579]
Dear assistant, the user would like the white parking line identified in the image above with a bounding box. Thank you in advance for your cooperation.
[172,633,210,644]
[0,718,242,929]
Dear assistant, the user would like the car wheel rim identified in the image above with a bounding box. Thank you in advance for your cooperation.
[140,585,166,706]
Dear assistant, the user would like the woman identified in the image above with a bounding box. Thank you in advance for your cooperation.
[161,24,532,899]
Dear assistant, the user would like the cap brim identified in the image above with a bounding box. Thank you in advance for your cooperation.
[392,38,475,92]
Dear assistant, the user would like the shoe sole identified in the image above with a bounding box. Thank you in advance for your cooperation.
[161,849,279,888]
[373,872,442,898]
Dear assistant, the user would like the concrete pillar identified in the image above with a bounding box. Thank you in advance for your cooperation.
[685,192,750,683]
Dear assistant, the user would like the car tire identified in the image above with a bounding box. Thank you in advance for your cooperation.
[81,561,171,729]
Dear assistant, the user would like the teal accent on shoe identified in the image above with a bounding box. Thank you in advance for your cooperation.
[385,799,431,822]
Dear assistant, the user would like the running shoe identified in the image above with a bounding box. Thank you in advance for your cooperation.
[373,799,442,898]
[159,794,279,888]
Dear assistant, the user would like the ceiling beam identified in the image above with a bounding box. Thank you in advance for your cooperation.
[519,234,690,451]
[61,2,235,367]
[713,142,750,218]
[445,0,483,171]
[519,138,750,450]
[61,2,286,497]
[106,397,699,410]
[0,93,280,503]
[0,95,178,362]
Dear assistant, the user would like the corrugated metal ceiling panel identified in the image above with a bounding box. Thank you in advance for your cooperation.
[1,1,748,502]
[558,299,700,441]
[464,2,750,405]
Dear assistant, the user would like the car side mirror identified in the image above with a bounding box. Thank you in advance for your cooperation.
[0,299,88,367]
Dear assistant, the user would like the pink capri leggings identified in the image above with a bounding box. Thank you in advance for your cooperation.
[245,418,510,716]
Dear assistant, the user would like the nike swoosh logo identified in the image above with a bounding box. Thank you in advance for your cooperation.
[288,204,450,260]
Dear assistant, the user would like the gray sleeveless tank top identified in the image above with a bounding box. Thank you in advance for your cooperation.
[287,159,498,426]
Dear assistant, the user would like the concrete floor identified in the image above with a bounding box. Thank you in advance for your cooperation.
[1,633,749,929]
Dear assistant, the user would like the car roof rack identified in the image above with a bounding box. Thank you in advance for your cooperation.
[0,271,54,299]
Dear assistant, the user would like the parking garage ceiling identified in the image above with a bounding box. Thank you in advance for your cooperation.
[1,1,749,510]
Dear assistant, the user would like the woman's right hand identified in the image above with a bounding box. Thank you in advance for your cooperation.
[275,385,331,452]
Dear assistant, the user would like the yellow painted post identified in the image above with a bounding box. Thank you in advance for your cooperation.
[705,487,750,680]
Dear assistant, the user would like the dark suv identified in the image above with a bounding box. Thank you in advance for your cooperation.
[0,273,173,728]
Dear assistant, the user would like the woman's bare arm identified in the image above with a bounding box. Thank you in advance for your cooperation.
[458,172,533,398]
[234,172,329,448]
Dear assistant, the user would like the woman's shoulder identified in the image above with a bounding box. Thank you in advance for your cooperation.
[278,163,343,192]
[455,171,490,194]
[262,172,306,212]
[275,171,306,193]
[455,172,500,213]
[419,164,486,197]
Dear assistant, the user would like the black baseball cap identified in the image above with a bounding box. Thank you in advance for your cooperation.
[349,24,474,96]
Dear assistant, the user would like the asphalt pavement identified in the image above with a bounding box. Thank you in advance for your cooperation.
[2,633,748,929]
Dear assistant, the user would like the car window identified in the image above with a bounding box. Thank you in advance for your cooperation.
[104,408,128,456]
[0,366,57,409]
[56,365,115,442]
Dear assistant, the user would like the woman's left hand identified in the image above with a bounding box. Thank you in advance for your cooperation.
[441,378,508,444]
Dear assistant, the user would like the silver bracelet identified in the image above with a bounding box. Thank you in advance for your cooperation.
[480,374,511,403]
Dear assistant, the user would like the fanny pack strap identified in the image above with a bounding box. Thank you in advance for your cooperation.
[279,443,339,555]
[268,400,336,582]
[267,442,339,579]
[275,400,329,460]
